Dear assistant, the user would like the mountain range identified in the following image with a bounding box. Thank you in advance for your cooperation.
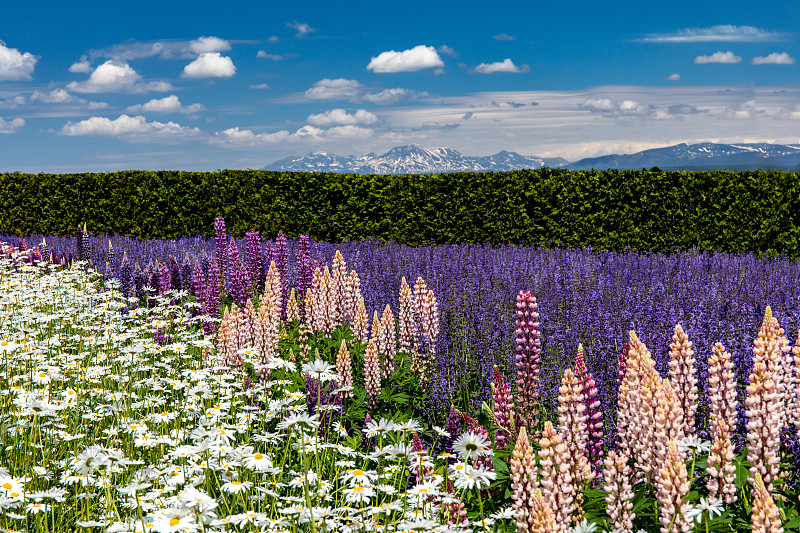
[262,142,800,173]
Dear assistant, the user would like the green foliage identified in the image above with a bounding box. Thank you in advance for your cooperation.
[1,168,799,257]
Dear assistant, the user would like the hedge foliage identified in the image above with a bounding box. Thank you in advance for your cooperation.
[1,169,798,257]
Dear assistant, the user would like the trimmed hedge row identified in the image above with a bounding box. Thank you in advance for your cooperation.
[1,169,798,257]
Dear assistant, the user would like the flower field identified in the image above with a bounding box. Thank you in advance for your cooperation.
[1,218,800,532]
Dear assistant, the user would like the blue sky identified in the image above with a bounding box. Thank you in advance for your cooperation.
[1,0,799,171]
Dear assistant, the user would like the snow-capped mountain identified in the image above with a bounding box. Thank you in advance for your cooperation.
[264,144,565,174]
[263,142,800,174]
[565,142,800,171]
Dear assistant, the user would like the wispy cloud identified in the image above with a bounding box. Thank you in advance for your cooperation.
[493,34,516,41]
[752,52,795,65]
[471,58,529,74]
[694,51,742,64]
[302,78,428,105]
[287,21,315,37]
[0,117,24,133]
[84,36,232,62]
[639,25,786,43]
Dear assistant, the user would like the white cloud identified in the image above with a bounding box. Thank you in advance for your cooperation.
[437,45,457,56]
[126,95,205,114]
[61,114,200,139]
[361,88,420,105]
[256,51,283,60]
[667,73,681,81]
[67,61,172,93]
[268,36,280,43]
[305,78,364,100]
[287,21,315,37]
[68,58,92,73]
[472,58,530,74]
[250,83,270,89]
[32,89,77,103]
[694,51,742,64]
[0,95,26,108]
[212,123,373,146]
[752,52,795,65]
[640,25,785,43]
[493,34,516,41]
[367,45,444,73]
[0,41,38,81]
[307,109,378,127]
[0,117,24,133]
[188,36,231,55]
[578,97,701,118]
[182,53,236,78]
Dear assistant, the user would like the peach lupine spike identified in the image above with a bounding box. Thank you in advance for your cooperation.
[352,297,369,344]
[530,489,559,533]
[709,342,739,444]
[285,287,299,324]
[791,329,800,433]
[752,472,783,533]
[335,339,354,398]
[538,421,575,529]
[398,276,416,353]
[345,269,362,325]
[491,365,516,450]
[655,440,692,533]
[363,339,381,408]
[668,324,698,438]
[746,356,781,492]
[331,250,347,326]
[557,367,594,493]
[603,449,635,533]
[379,304,397,380]
[510,426,538,533]
[706,422,737,504]
[653,378,684,471]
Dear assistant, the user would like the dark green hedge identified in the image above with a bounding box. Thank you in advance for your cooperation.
[1,169,798,257]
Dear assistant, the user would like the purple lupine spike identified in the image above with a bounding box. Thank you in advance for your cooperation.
[617,341,630,391]
[274,231,289,319]
[106,241,116,279]
[491,365,516,450]
[214,216,227,289]
[158,260,171,295]
[228,237,248,308]
[245,231,263,296]
[75,224,83,261]
[81,223,90,265]
[203,257,221,334]
[574,346,605,484]
[199,249,210,280]
[119,251,133,297]
[169,255,181,292]
[191,260,204,299]
[296,235,313,321]
[133,262,145,300]
[514,290,541,430]
[180,253,192,293]
[304,374,342,440]
[361,413,375,453]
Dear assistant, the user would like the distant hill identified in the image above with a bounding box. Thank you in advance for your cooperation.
[263,142,800,174]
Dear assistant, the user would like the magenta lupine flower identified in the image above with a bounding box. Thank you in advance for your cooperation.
[158,260,171,295]
[245,231,263,295]
[574,344,604,483]
[515,290,541,430]
[203,257,221,334]
[214,216,226,288]
[491,365,516,450]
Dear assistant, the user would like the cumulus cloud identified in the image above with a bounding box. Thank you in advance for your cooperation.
[306,109,378,127]
[493,34,516,41]
[367,45,444,73]
[31,89,78,103]
[287,21,315,37]
[305,78,364,100]
[60,114,201,139]
[472,58,529,74]
[752,52,795,65]
[182,53,236,78]
[67,61,172,93]
[437,45,457,56]
[0,117,24,133]
[212,123,373,146]
[188,36,231,55]
[126,95,205,114]
[68,57,93,73]
[0,41,38,81]
[256,51,283,60]
[0,95,26,108]
[694,51,742,64]
[667,73,682,81]
[639,25,785,43]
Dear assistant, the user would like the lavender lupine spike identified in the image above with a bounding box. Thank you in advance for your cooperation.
[515,290,541,431]
[169,255,181,292]
[574,344,604,482]
[228,238,248,309]
[296,235,313,321]
[245,231,262,297]
[120,252,133,301]
[180,253,192,293]
[214,216,226,289]
[668,324,698,438]
[158,260,171,295]
[491,365,516,450]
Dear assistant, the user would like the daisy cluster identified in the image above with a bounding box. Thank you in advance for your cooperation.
[0,244,513,532]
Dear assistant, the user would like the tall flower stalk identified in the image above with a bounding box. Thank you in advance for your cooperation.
[515,290,541,431]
